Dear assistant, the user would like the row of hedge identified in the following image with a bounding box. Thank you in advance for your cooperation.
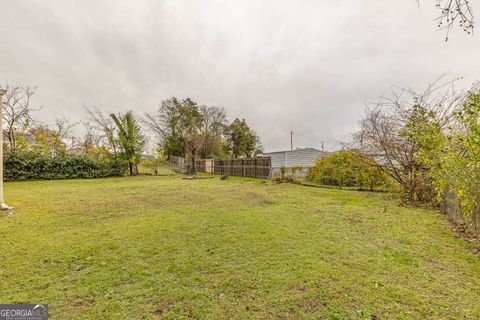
[4,154,128,181]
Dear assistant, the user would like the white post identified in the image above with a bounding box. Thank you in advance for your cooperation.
[0,88,12,210]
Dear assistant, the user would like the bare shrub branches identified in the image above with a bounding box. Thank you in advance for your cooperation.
[84,105,119,154]
[355,76,471,200]
[2,84,40,153]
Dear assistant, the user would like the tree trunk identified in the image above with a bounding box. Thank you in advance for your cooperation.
[8,129,15,154]
[129,162,139,176]
[186,146,197,175]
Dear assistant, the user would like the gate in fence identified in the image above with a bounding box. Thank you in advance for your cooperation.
[194,158,271,179]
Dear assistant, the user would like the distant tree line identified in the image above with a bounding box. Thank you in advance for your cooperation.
[1,83,263,177]
[143,97,262,174]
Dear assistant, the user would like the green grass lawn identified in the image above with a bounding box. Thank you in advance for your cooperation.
[1,176,479,319]
[137,163,179,176]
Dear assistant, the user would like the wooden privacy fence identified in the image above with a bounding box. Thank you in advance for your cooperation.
[194,158,271,179]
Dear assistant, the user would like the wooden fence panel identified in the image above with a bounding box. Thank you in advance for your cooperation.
[255,158,271,179]
[194,160,206,173]
[243,159,256,177]
[224,160,232,176]
[213,160,222,175]
[232,159,243,176]
[195,158,271,179]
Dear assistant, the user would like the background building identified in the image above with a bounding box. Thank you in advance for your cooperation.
[260,148,326,178]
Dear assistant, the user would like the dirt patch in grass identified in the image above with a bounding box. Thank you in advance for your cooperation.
[68,297,95,310]
[234,191,277,207]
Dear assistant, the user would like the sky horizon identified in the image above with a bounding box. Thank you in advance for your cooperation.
[1,0,479,152]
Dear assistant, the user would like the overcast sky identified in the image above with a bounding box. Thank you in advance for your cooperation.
[1,0,479,152]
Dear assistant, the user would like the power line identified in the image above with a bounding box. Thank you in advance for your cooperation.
[290,131,347,152]
[292,131,324,143]
[292,131,341,144]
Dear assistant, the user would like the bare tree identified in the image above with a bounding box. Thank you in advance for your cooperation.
[54,116,79,151]
[2,84,39,154]
[199,105,227,158]
[85,106,119,155]
[355,76,470,200]
[81,121,103,154]
[143,108,167,145]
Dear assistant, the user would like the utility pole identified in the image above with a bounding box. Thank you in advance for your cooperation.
[290,131,293,150]
[321,141,324,152]
[0,88,13,210]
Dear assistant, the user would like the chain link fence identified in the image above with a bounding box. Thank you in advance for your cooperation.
[443,190,480,236]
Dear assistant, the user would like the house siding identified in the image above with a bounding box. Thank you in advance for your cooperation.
[261,148,325,168]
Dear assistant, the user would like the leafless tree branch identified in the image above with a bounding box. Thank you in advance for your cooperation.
[418,0,475,40]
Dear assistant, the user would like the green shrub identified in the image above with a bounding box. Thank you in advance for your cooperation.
[141,149,168,175]
[307,151,392,190]
[404,94,480,233]
[4,154,127,181]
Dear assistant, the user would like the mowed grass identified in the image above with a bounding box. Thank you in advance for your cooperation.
[1,176,479,319]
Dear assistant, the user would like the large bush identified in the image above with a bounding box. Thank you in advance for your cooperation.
[4,154,127,181]
[307,151,392,191]
[404,94,480,234]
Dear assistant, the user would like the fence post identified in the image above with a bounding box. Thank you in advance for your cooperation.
[254,158,257,178]
[241,159,244,177]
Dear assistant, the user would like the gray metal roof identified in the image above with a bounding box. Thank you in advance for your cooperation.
[262,147,324,155]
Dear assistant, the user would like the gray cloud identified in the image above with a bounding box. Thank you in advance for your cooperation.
[1,0,479,151]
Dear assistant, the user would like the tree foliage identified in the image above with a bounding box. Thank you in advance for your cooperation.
[27,125,66,157]
[224,118,262,158]
[111,111,145,176]
[0,83,261,180]
[354,77,464,201]
[356,76,480,234]
[144,98,263,174]
[404,91,480,233]
[199,105,228,159]
[141,149,168,175]
[145,98,229,160]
